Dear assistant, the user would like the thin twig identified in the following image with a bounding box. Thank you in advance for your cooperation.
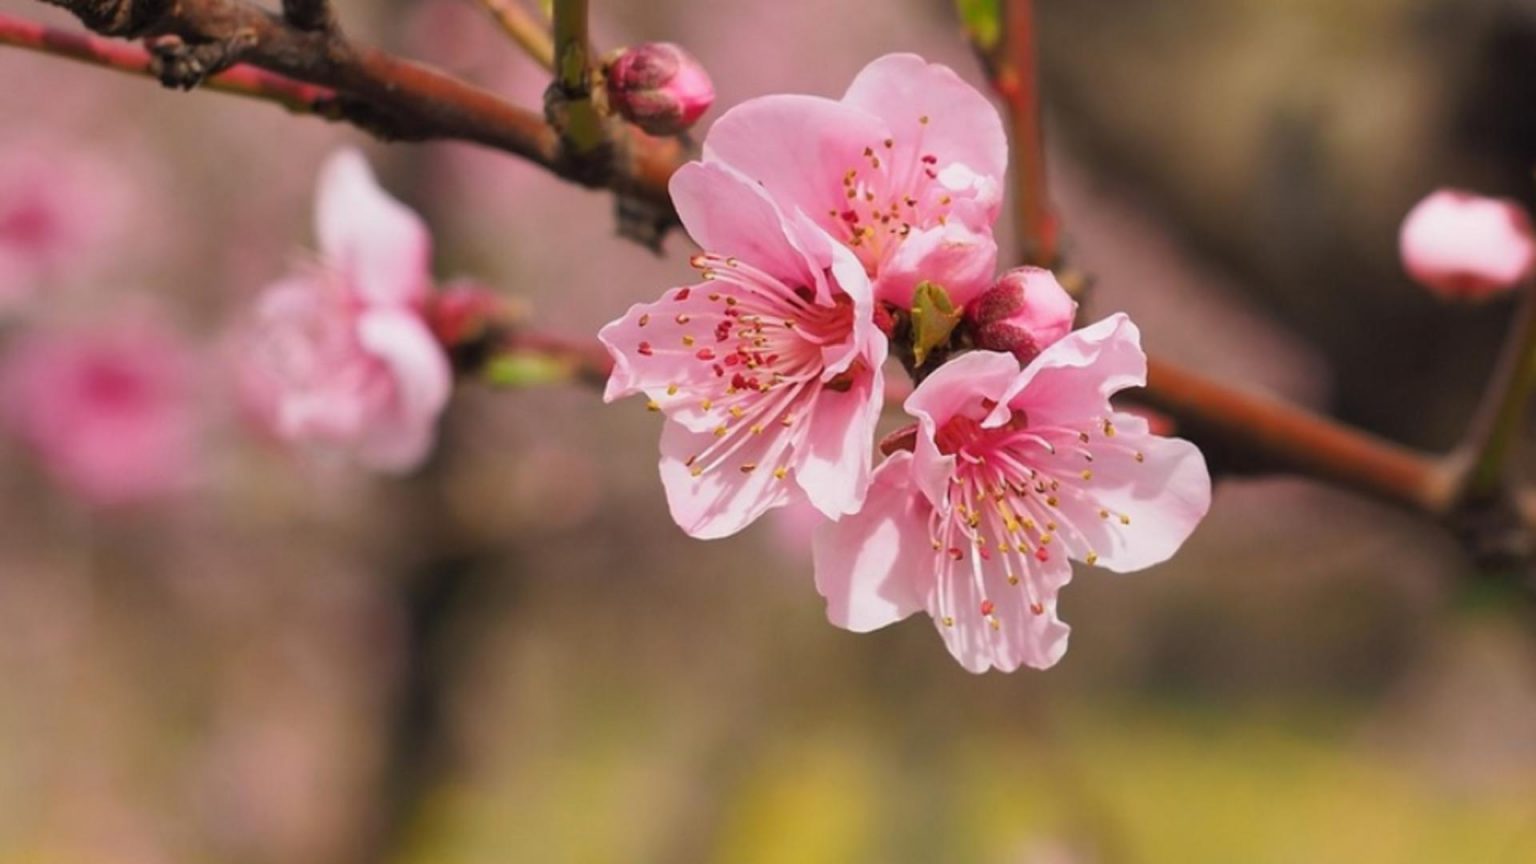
[24,0,675,209]
[550,0,604,157]
[475,0,553,70]
[994,0,1059,267]
[1453,282,1536,501]
[0,12,337,112]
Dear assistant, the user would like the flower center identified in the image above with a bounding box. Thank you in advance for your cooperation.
[824,116,958,276]
[662,255,861,479]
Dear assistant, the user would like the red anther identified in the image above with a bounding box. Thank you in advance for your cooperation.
[1029,602,1045,615]
[695,348,716,361]
[947,547,964,561]
[674,287,692,301]
[637,341,654,357]
[980,599,995,616]
[1034,547,1049,562]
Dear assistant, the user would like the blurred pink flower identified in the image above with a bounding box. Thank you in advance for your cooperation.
[968,266,1078,365]
[0,321,197,507]
[0,143,127,311]
[236,149,452,473]
[600,160,886,538]
[813,315,1211,673]
[701,53,1005,308]
[1399,189,1536,301]
[606,42,716,136]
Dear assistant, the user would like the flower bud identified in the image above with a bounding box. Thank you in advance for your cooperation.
[426,281,518,372]
[1399,189,1536,301]
[967,267,1077,365]
[604,42,714,136]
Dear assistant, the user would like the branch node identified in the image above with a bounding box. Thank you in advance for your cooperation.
[146,27,256,89]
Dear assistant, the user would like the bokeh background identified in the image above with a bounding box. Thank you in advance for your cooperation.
[1,0,1535,861]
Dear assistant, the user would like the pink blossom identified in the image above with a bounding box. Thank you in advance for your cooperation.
[1399,189,1536,300]
[0,143,128,311]
[605,42,715,136]
[0,321,197,507]
[236,149,451,473]
[700,53,1005,309]
[968,266,1078,365]
[813,315,1211,672]
[600,160,887,539]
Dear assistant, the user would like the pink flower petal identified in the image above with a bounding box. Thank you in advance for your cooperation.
[1037,412,1211,573]
[812,452,930,632]
[928,549,1072,673]
[658,416,798,539]
[315,148,432,308]
[354,308,453,473]
[702,93,888,242]
[876,220,999,308]
[841,53,1008,219]
[1002,313,1145,428]
[793,363,883,519]
[670,161,831,293]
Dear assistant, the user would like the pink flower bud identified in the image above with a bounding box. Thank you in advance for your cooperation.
[427,280,509,349]
[1399,189,1536,301]
[967,267,1077,365]
[605,42,714,136]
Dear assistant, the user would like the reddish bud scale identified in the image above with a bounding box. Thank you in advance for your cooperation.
[605,42,715,137]
[967,267,1077,366]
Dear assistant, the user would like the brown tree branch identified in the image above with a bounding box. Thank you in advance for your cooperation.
[0,12,338,112]
[1138,358,1454,513]
[26,0,677,211]
[473,0,554,70]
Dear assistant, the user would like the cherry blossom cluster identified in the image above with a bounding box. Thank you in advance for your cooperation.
[600,54,1214,672]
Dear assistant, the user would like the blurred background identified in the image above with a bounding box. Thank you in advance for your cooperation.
[0,0,1534,861]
